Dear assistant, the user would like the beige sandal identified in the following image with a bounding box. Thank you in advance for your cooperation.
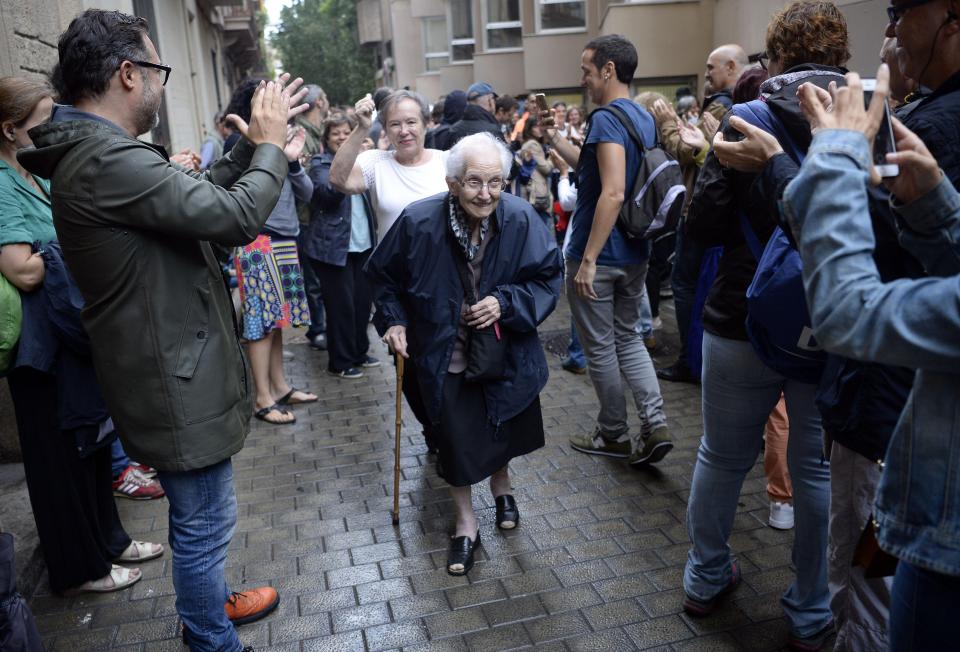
[117,540,164,562]
[77,564,141,593]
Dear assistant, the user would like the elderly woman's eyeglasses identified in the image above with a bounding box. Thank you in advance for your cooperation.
[459,177,505,193]
[886,0,935,24]
[749,52,769,71]
[131,60,172,86]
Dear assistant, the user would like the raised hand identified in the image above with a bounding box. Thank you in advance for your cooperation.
[283,126,307,162]
[677,119,707,152]
[651,99,678,127]
[225,74,307,149]
[700,112,720,142]
[355,94,375,130]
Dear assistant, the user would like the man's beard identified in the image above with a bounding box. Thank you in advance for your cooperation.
[135,82,162,136]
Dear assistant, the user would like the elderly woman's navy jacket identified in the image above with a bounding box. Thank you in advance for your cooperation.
[365,191,562,427]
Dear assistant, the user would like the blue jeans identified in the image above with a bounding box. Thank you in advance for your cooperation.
[684,333,831,637]
[890,561,960,651]
[671,225,707,364]
[566,319,585,367]
[637,286,653,337]
[299,232,326,338]
[157,459,242,652]
[111,438,130,478]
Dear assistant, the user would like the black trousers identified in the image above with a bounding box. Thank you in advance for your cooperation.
[7,368,130,593]
[311,251,372,372]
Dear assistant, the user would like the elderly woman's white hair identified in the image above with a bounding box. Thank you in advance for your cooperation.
[445,132,513,180]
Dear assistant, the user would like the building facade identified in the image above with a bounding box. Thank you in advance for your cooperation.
[356,0,888,107]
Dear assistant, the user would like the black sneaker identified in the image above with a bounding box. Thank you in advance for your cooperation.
[788,620,835,651]
[328,367,363,379]
[361,355,381,368]
[308,333,327,350]
[682,560,741,617]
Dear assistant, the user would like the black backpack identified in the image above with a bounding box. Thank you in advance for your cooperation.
[588,104,685,241]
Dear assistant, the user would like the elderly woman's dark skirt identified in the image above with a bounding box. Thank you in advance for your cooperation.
[436,372,545,487]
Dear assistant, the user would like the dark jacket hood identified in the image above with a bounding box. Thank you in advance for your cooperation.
[442,91,468,125]
[760,64,847,154]
[19,105,143,180]
[460,103,497,124]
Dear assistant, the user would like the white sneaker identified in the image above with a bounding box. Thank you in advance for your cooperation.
[769,501,795,530]
[652,316,663,331]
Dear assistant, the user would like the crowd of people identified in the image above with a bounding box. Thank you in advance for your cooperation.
[1,1,959,651]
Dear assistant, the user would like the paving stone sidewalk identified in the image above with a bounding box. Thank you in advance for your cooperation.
[29,295,811,651]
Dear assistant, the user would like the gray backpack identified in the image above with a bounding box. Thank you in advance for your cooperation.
[590,104,686,241]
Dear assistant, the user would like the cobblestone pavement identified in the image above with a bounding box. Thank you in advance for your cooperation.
[30,296,811,651]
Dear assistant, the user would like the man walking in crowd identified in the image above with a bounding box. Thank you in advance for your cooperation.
[494,94,518,141]
[657,42,747,384]
[561,34,673,467]
[449,82,504,145]
[19,9,308,651]
[295,83,330,351]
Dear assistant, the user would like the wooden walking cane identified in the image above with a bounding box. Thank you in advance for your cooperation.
[392,355,404,526]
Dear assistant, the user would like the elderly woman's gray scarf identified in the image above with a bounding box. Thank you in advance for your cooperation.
[448,197,490,262]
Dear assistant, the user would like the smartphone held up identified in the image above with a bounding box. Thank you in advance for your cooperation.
[862,78,899,178]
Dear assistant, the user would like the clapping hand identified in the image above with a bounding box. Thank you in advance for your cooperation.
[651,99,678,127]
[226,73,309,149]
[700,112,720,142]
[677,119,707,152]
[283,125,306,162]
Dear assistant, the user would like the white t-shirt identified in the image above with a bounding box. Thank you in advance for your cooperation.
[356,148,449,240]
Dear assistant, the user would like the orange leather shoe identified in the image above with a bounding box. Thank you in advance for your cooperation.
[225,587,280,625]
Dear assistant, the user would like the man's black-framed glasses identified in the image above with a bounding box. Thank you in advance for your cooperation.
[131,60,171,86]
[886,0,935,24]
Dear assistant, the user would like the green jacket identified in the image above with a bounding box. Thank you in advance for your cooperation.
[19,107,288,471]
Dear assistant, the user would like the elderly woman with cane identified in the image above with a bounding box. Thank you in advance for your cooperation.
[366,132,562,575]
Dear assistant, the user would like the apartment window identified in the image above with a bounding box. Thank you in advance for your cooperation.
[537,0,586,32]
[449,0,475,62]
[423,16,448,72]
[485,0,521,50]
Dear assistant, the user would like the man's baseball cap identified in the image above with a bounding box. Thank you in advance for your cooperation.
[467,82,497,100]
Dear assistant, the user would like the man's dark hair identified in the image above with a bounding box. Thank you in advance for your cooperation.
[431,99,445,123]
[495,94,517,113]
[675,86,694,101]
[584,34,638,84]
[52,9,150,105]
[224,78,266,126]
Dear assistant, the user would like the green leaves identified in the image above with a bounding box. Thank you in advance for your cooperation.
[271,0,377,105]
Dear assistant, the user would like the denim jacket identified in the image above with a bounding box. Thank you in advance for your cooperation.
[782,129,960,577]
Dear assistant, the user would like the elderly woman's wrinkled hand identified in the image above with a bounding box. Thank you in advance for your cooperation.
[383,324,409,359]
[355,93,375,130]
[713,117,784,172]
[465,296,501,329]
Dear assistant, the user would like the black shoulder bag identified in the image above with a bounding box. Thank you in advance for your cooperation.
[452,244,508,383]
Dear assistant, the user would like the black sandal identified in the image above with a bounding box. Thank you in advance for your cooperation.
[254,404,296,425]
[447,530,481,576]
[277,387,317,406]
[495,495,519,530]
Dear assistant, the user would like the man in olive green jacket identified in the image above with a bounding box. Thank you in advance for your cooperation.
[19,9,307,651]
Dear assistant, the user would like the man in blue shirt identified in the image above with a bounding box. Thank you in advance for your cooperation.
[561,34,673,467]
